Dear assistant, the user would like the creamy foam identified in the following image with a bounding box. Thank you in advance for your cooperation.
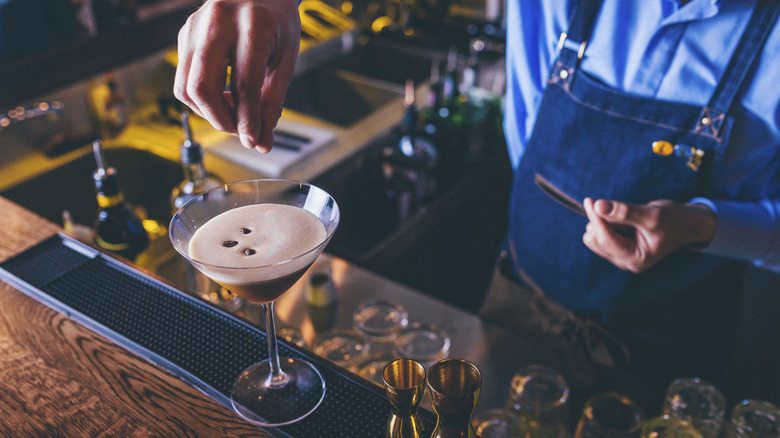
[188,204,327,284]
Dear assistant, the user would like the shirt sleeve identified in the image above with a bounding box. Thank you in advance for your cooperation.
[689,197,780,272]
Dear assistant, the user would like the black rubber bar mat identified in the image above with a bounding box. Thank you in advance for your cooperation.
[0,234,435,437]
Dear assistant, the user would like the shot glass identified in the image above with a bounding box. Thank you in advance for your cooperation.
[427,358,482,438]
[642,415,702,438]
[383,358,427,438]
[353,299,409,342]
[505,364,570,438]
[574,392,644,438]
[725,399,780,438]
[472,408,525,438]
[662,378,725,438]
[312,329,369,371]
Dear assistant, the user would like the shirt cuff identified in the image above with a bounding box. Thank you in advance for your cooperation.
[689,197,780,271]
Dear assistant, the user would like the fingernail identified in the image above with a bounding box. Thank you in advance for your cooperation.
[596,200,614,216]
[239,134,254,149]
[254,145,270,154]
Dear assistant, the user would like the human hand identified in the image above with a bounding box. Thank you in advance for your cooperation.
[174,0,301,152]
[582,198,717,273]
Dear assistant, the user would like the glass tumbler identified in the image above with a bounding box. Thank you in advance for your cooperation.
[505,364,570,438]
[642,415,703,438]
[725,399,780,438]
[662,377,725,438]
[574,392,644,438]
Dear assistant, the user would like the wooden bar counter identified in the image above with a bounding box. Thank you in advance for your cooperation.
[0,197,272,437]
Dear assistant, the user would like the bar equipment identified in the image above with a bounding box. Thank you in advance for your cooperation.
[574,392,644,438]
[505,364,570,438]
[426,358,482,438]
[662,378,725,438]
[383,358,427,438]
[641,415,702,438]
[725,399,780,438]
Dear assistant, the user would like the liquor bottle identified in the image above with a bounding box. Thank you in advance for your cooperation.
[395,79,439,174]
[437,46,470,171]
[170,111,225,213]
[420,59,445,139]
[92,139,149,261]
[169,112,239,310]
[381,79,439,224]
[89,71,128,139]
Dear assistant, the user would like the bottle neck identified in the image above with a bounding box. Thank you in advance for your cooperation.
[183,161,208,186]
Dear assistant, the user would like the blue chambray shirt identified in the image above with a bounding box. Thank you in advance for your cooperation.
[504,0,780,271]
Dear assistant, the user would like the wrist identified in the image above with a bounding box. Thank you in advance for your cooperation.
[686,202,717,245]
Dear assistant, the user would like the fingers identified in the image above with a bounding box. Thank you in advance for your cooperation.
[583,198,639,271]
[232,9,271,150]
[174,5,237,135]
[256,48,298,150]
[174,0,301,152]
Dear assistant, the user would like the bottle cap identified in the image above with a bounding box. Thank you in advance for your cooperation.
[92,139,121,197]
[180,111,204,164]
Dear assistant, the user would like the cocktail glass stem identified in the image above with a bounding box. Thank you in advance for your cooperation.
[261,302,290,388]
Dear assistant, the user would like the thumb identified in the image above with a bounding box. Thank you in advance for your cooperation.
[594,199,649,227]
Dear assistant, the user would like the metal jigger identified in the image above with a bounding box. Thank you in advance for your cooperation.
[426,358,482,438]
[383,358,427,438]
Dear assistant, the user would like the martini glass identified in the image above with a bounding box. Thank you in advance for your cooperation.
[169,179,340,427]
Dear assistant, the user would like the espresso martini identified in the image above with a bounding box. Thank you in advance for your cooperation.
[188,203,326,303]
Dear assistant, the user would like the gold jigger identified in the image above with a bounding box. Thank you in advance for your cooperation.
[426,358,482,438]
[383,358,427,438]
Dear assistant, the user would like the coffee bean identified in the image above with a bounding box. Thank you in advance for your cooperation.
[242,248,256,256]
[223,240,238,248]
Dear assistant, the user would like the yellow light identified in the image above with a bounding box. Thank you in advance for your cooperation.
[371,16,393,34]
[341,1,353,15]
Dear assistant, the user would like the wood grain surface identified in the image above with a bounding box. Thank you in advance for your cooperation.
[0,197,272,437]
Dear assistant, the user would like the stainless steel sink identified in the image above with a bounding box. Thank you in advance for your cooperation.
[1,146,183,228]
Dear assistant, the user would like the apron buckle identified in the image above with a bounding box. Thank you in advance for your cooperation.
[557,32,588,60]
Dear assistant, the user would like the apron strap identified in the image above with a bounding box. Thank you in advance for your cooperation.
[695,0,780,141]
[708,0,780,113]
[556,0,603,69]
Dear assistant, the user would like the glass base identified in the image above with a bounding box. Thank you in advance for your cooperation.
[231,357,326,427]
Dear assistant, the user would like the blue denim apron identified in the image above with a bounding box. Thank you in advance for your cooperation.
[505,0,780,381]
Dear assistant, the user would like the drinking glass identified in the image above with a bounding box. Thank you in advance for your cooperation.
[169,179,340,427]
[662,378,725,438]
[574,392,644,438]
[642,415,702,438]
[505,364,570,438]
[725,399,780,438]
[471,409,525,438]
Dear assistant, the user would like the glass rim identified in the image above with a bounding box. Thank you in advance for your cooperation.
[168,178,340,271]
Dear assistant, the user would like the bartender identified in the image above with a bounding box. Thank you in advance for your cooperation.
[174,0,780,393]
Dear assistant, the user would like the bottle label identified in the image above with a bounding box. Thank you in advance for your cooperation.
[96,193,125,208]
[94,235,131,251]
